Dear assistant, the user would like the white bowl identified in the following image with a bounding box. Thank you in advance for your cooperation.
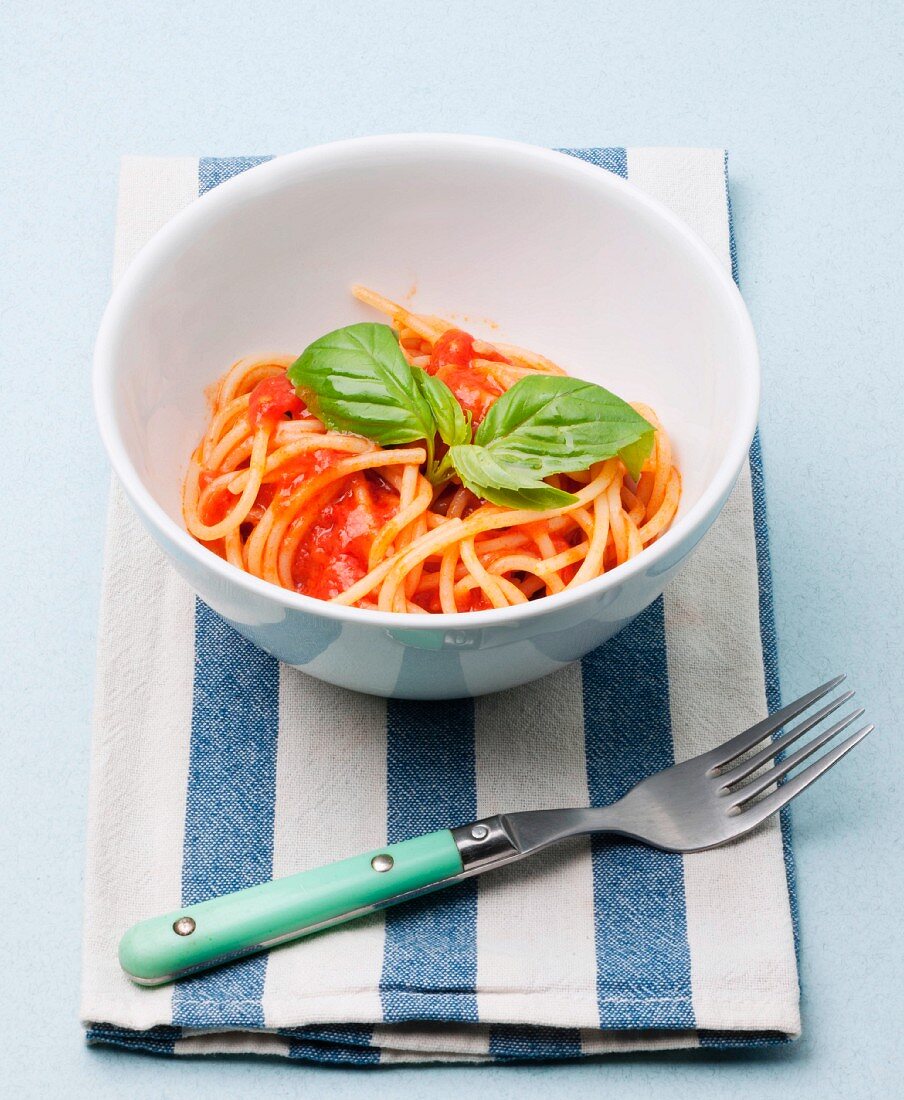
[94,134,758,699]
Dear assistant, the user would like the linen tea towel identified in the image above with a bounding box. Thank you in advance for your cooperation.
[82,147,799,1062]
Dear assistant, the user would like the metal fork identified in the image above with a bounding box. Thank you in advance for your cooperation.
[490,674,870,858]
[120,675,871,985]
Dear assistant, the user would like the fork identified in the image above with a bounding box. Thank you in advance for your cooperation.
[119,675,871,985]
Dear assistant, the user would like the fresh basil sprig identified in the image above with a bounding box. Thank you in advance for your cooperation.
[448,443,577,510]
[474,375,654,481]
[287,323,655,511]
[289,323,469,480]
[288,322,436,448]
[412,368,472,485]
[445,375,654,508]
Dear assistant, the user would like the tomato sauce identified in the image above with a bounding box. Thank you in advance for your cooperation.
[249,375,305,427]
[204,448,339,525]
[437,365,504,425]
[467,589,494,612]
[274,448,338,484]
[427,329,474,375]
[198,472,234,526]
[427,328,509,425]
[292,473,397,600]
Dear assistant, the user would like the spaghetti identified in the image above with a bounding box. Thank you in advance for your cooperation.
[183,287,681,613]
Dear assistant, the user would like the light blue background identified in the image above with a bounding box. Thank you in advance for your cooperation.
[2,1,901,1096]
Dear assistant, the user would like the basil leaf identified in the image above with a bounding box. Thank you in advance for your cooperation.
[474,374,654,481]
[449,444,578,510]
[412,369,472,447]
[287,323,435,446]
[616,428,656,482]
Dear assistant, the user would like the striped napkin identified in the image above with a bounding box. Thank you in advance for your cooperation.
[81,148,800,1063]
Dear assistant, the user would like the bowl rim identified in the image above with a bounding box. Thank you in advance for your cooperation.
[93,132,760,631]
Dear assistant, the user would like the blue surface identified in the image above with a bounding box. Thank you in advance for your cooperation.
[1,0,901,1096]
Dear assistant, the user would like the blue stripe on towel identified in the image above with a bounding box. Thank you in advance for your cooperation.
[490,1024,582,1061]
[723,150,740,288]
[381,687,478,1023]
[582,599,695,1029]
[284,1024,380,1064]
[700,1029,790,1049]
[724,157,781,720]
[560,146,629,178]
[286,1038,379,1065]
[199,156,273,195]
[750,428,799,960]
[750,431,782,718]
[722,153,781,712]
[171,600,280,1028]
[749,432,783,734]
[86,1023,180,1055]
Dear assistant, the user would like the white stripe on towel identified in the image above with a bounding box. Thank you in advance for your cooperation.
[376,1023,493,1062]
[474,665,599,1028]
[176,1030,292,1056]
[113,156,199,282]
[580,1028,699,1054]
[664,462,800,1035]
[81,155,201,1033]
[263,670,388,1026]
[80,487,197,1031]
[625,148,731,268]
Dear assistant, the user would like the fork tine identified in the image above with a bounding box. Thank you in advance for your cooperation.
[718,691,857,788]
[731,723,874,829]
[705,674,846,771]
[727,708,865,807]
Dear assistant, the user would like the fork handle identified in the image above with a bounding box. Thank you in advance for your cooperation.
[119,830,463,985]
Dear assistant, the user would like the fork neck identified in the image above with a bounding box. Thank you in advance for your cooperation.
[451,806,624,873]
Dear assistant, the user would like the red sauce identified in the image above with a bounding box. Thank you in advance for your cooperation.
[249,375,304,427]
[292,473,397,600]
[202,448,341,528]
[428,329,475,375]
[428,328,511,373]
[437,365,504,424]
[418,592,443,614]
[467,589,494,612]
[274,448,338,484]
[428,328,509,425]
[198,471,234,525]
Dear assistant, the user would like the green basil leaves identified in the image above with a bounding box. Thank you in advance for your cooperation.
[288,323,655,510]
[473,375,655,482]
[411,369,471,449]
[288,323,436,447]
[448,444,578,510]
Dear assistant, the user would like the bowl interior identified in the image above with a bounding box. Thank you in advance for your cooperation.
[100,137,754,548]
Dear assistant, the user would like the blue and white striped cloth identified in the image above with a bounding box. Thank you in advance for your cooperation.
[82,148,800,1062]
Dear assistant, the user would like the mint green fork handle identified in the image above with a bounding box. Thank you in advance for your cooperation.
[119,829,463,985]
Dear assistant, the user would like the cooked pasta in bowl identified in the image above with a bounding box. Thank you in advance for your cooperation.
[94,135,758,698]
[184,287,682,615]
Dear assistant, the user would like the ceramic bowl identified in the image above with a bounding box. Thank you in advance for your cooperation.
[94,134,758,698]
